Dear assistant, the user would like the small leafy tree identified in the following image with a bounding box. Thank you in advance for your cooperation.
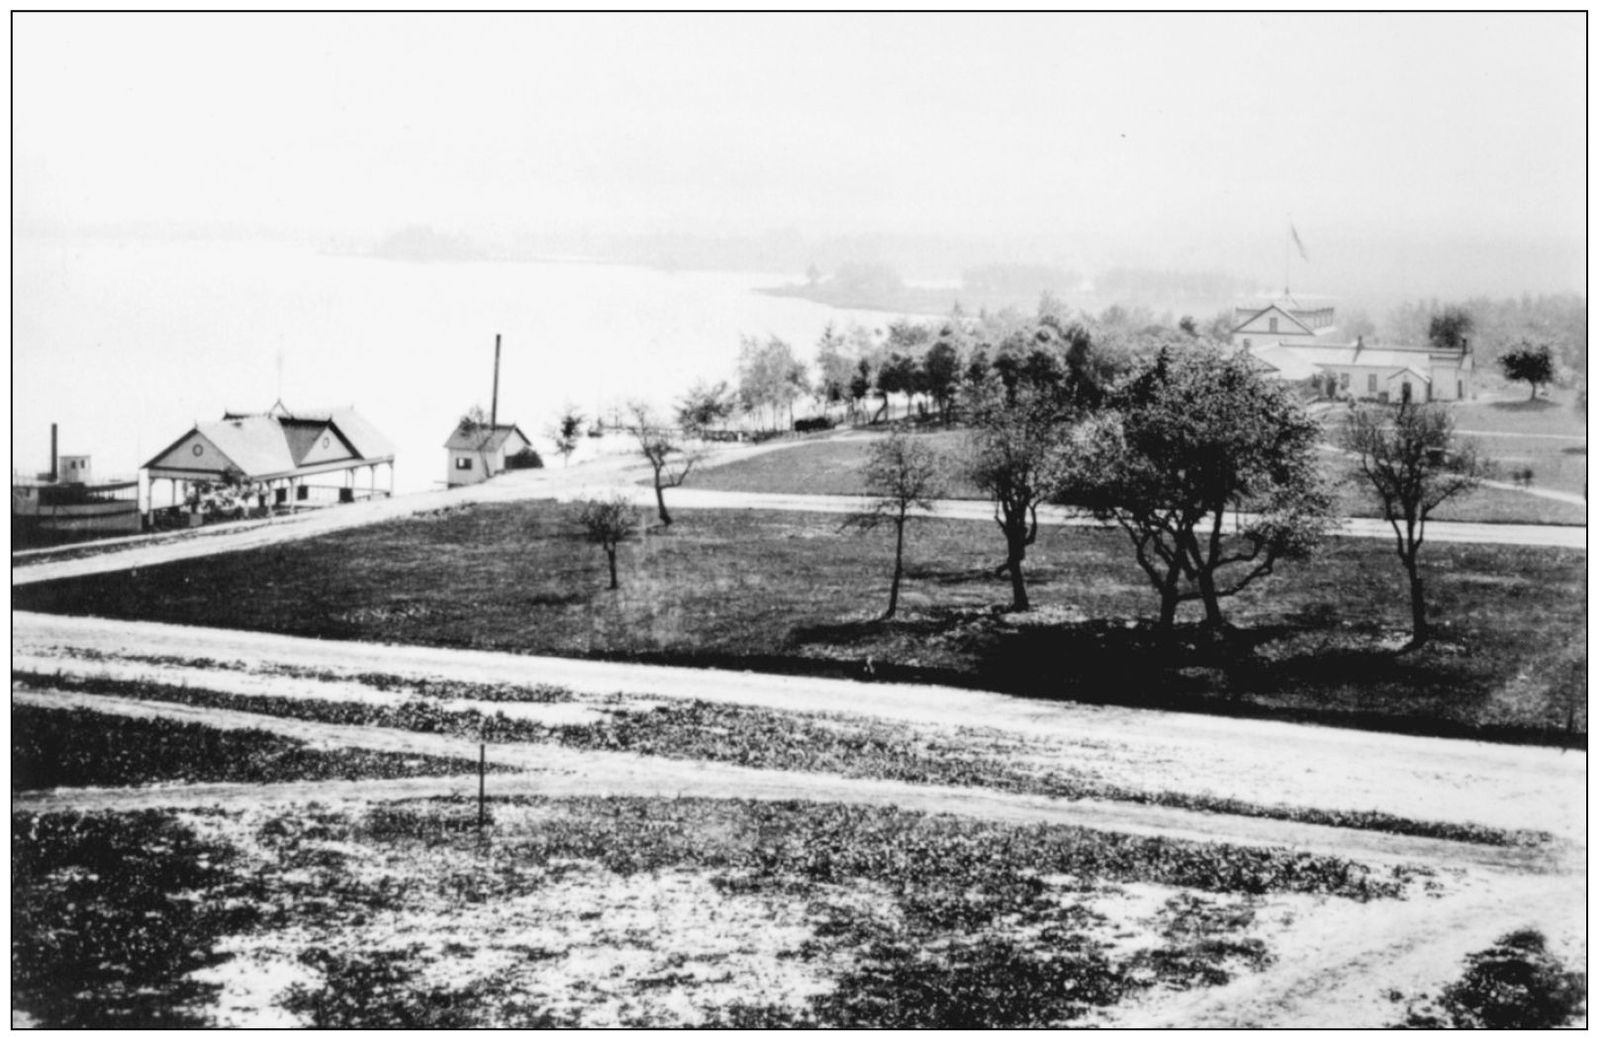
[879,353,920,419]
[924,339,961,422]
[848,358,873,425]
[963,378,1075,612]
[1067,348,1335,634]
[1342,403,1485,646]
[578,495,636,590]
[843,430,939,619]
[552,406,586,467]
[1498,341,1555,400]
[815,323,855,415]
[626,402,700,526]
[675,380,735,438]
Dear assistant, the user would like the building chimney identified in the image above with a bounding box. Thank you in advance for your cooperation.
[49,423,58,482]
[491,333,501,429]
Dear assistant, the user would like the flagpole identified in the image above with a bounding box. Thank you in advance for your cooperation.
[1283,214,1291,296]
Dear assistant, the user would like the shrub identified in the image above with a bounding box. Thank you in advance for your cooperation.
[505,447,544,470]
[1402,929,1585,1028]
[793,415,837,433]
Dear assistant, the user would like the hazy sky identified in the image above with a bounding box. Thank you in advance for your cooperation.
[13,13,1585,283]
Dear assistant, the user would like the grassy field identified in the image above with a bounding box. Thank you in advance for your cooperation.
[1449,391,1587,437]
[11,705,496,792]
[12,797,1430,1027]
[684,421,1585,525]
[15,501,1586,743]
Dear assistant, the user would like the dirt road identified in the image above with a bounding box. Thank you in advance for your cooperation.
[11,685,1567,876]
[13,610,1587,845]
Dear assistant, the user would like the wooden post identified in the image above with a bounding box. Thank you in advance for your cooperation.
[477,742,486,829]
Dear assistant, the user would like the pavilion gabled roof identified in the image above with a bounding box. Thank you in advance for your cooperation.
[143,405,396,480]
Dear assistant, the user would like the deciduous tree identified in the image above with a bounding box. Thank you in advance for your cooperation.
[626,402,701,526]
[963,378,1075,612]
[1498,341,1556,400]
[552,406,586,467]
[923,340,961,423]
[844,429,940,619]
[1067,349,1334,634]
[737,335,808,430]
[1428,306,1475,353]
[1342,404,1486,646]
[849,358,874,425]
[578,495,637,590]
[675,381,735,437]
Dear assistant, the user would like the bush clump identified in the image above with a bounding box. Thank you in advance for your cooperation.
[1400,929,1585,1028]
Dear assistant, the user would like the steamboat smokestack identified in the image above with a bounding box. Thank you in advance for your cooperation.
[491,334,501,429]
[49,423,58,483]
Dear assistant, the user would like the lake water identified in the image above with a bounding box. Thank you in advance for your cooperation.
[13,239,921,493]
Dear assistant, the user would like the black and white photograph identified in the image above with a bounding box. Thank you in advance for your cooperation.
[10,11,1587,1028]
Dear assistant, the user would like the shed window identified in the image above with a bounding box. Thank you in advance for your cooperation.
[1339,373,1350,391]
[455,457,473,471]
[1368,374,1378,394]
[1242,338,1251,349]
[1269,317,1279,333]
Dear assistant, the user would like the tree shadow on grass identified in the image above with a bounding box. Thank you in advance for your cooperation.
[785,608,1580,746]
[526,590,589,607]
[1488,398,1560,412]
[902,562,1055,588]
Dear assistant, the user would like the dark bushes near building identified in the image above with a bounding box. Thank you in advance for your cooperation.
[505,447,544,470]
[793,415,837,434]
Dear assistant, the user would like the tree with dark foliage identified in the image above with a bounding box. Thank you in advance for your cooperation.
[963,378,1075,612]
[552,406,585,467]
[1428,306,1474,353]
[1497,341,1556,400]
[1067,348,1334,634]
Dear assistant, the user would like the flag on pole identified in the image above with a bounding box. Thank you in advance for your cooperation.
[1289,222,1309,262]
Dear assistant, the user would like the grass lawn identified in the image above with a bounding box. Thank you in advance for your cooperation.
[14,501,1585,744]
[1315,452,1586,526]
[687,429,975,498]
[12,797,1426,1027]
[1449,391,1587,437]
[687,422,1585,525]
[11,705,496,793]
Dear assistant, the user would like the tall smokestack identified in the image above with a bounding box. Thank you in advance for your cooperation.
[491,334,501,429]
[49,423,58,482]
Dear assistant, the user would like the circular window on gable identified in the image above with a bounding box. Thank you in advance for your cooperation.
[191,443,204,457]
[321,436,331,449]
